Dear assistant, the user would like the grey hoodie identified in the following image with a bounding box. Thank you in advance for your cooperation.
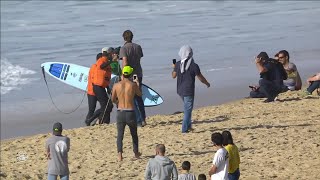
[145,155,178,180]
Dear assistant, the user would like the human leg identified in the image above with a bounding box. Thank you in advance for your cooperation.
[116,111,126,161]
[136,77,146,123]
[181,96,194,133]
[93,85,110,124]
[85,94,98,125]
[59,175,69,180]
[259,79,276,102]
[126,111,140,156]
[47,174,57,180]
[307,80,320,94]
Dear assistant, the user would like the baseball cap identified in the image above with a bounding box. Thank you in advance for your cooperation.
[122,66,134,75]
[53,122,63,133]
[101,47,114,53]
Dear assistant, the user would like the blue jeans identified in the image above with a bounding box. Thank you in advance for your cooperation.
[307,80,320,94]
[48,174,69,180]
[228,168,240,180]
[181,96,194,133]
[134,77,146,124]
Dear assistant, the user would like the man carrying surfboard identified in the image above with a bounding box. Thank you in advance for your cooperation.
[111,66,142,161]
[172,45,210,133]
[119,30,146,127]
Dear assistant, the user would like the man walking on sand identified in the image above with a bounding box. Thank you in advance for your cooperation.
[145,144,178,180]
[119,30,146,127]
[172,45,210,133]
[111,66,142,161]
[45,122,70,180]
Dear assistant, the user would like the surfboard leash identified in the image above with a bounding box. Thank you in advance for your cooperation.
[41,67,87,114]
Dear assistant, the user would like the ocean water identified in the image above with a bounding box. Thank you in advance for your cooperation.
[1,1,320,139]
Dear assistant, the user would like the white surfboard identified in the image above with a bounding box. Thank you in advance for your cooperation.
[41,62,163,107]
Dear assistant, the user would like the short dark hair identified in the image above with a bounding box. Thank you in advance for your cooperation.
[257,51,269,61]
[181,161,191,170]
[211,132,223,146]
[123,30,133,42]
[198,174,207,180]
[156,144,165,154]
[278,50,290,61]
[96,53,103,60]
[222,130,234,146]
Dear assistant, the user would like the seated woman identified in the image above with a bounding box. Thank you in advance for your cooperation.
[277,50,302,90]
[304,72,320,96]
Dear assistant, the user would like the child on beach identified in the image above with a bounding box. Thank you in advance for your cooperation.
[222,131,240,180]
[198,174,207,180]
[178,161,196,180]
[209,132,229,180]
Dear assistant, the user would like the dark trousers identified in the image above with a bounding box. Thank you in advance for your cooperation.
[135,77,146,122]
[93,85,113,124]
[259,79,282,101]
[307,80,320,94]
[86,94,97,120]
[116,111,139,153]
[85,94,101,124]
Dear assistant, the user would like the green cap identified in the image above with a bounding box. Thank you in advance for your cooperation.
[122,66,133,75]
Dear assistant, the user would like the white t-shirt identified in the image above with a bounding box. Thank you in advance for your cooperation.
[211,148,229,180]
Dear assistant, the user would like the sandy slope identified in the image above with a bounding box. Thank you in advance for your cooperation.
[1,91,319,180]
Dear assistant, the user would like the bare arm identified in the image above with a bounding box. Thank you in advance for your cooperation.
[172,64,177,79]
[111,85,118,103]
[134,82,142,97]
[172,163,178,180]
[122,57,128,68]
[208,165,217,176]
[197,73,210,87]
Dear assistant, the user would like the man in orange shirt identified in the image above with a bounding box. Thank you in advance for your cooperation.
[85,53,102,126]
[92,51,113,124]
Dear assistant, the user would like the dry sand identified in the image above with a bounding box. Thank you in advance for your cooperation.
[1,90,320,180]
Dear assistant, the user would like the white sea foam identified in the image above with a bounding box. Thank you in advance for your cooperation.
[1,59,38,95]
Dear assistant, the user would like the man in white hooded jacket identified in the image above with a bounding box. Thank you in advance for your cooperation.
[172,45,210,133]
[145,144,178,180]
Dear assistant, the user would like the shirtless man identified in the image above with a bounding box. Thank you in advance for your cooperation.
[111,66,142,161]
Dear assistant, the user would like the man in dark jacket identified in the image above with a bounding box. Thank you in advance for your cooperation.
[255,52,287,102]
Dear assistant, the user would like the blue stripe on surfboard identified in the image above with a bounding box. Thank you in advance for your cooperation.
[60,64,67,80]
[64,65,70,80]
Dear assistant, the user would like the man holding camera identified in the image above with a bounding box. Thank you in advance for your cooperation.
[255,52,287,103]
[172,45,210,133]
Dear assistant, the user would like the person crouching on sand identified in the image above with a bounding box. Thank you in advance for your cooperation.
[111,66,142,161]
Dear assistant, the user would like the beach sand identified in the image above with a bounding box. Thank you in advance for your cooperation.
[1,90,319,180]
